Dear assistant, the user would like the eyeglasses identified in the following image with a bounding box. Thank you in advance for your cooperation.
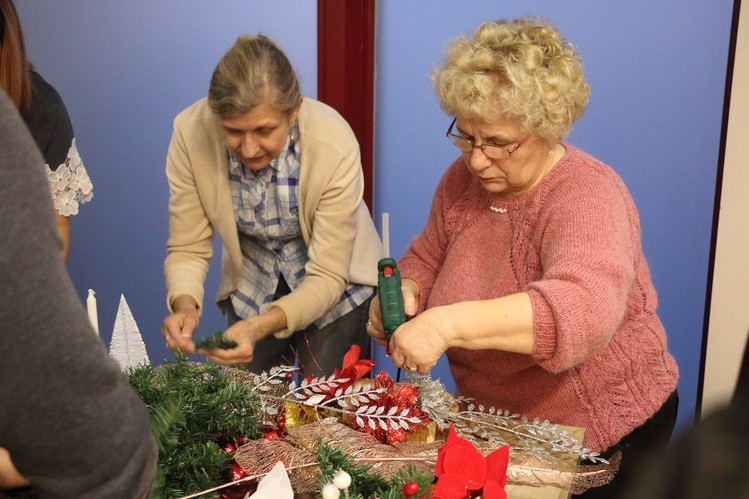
[446,118,529,159]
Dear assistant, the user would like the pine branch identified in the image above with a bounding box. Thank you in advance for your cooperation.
[317,440,387,495]
[316,441,433,497]
[194,331,238,350]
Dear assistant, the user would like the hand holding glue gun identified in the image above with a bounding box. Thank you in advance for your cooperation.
[377,257,405,345]
[365,214,421,374]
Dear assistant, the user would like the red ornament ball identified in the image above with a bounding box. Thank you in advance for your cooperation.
[227,462,247,481]
[402,481,420,497]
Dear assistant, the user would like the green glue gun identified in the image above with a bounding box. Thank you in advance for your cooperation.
[377,257,406,341]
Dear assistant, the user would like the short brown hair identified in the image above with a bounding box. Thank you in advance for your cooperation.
[208,34,301,118]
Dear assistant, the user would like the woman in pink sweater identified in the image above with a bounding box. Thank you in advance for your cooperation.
[366,17,678,497]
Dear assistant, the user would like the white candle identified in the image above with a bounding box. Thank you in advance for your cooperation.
[87,289,99,335]
[382,212,390,258]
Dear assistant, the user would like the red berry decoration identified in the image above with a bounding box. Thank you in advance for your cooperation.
[262,430,279,442]
[276,410,287,430]
[285,371,294,381]
[402,481,419,498]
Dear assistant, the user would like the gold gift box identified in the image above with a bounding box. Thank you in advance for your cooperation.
[282,400,444,443]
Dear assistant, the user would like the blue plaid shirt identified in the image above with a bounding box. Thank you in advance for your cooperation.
[228,128,373,329]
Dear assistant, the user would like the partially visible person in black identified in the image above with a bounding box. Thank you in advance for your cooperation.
[0,90,157,497]
[0,0,93,262]
[618,336,749,498]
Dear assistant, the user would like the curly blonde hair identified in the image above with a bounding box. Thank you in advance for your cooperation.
[432,17,590,141]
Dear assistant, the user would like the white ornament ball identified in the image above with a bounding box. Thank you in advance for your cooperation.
[321,482,341,499]
[333,469,352,490]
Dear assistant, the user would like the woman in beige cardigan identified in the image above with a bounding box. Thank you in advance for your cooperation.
[162,35,382,376]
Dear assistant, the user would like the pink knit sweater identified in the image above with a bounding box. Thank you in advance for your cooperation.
[399,144,679,452]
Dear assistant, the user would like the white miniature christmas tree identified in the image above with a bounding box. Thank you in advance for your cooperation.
[109,294,150,370]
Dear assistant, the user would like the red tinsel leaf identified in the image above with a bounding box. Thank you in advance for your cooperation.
[347,369,428,444]
[373,370,394,390]
[391,381,419,408]
[385,426,407,444]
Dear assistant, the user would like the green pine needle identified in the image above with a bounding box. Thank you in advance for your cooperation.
[194,331,238,350]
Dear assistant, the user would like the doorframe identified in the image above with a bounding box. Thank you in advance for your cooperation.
[317,0,377,212]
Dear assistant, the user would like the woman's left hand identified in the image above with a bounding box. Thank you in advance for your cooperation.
[388,307,451,375]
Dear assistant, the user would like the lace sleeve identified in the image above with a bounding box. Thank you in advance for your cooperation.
[46,138,94,216]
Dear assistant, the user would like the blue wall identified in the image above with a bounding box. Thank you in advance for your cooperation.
[17,1,735,436]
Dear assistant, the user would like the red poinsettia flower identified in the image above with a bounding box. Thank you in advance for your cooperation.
[432,473,470,499]
[435,423,486,490]
[485,443,510,492]
[430,423,509,499]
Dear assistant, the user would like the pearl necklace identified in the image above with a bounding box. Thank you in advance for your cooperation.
[487,143,560,214]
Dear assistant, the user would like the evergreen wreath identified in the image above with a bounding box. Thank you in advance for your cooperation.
[127,355,259,498]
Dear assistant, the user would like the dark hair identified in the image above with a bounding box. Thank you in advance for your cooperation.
[0,0,32,114]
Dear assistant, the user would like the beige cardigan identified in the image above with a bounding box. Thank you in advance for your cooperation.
[164,97,382,337]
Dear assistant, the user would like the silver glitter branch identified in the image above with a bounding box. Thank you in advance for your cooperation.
[409,374,607,464]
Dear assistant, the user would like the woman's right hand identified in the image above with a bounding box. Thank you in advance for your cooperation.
[162,295,200,355]
[365,278,420,347]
